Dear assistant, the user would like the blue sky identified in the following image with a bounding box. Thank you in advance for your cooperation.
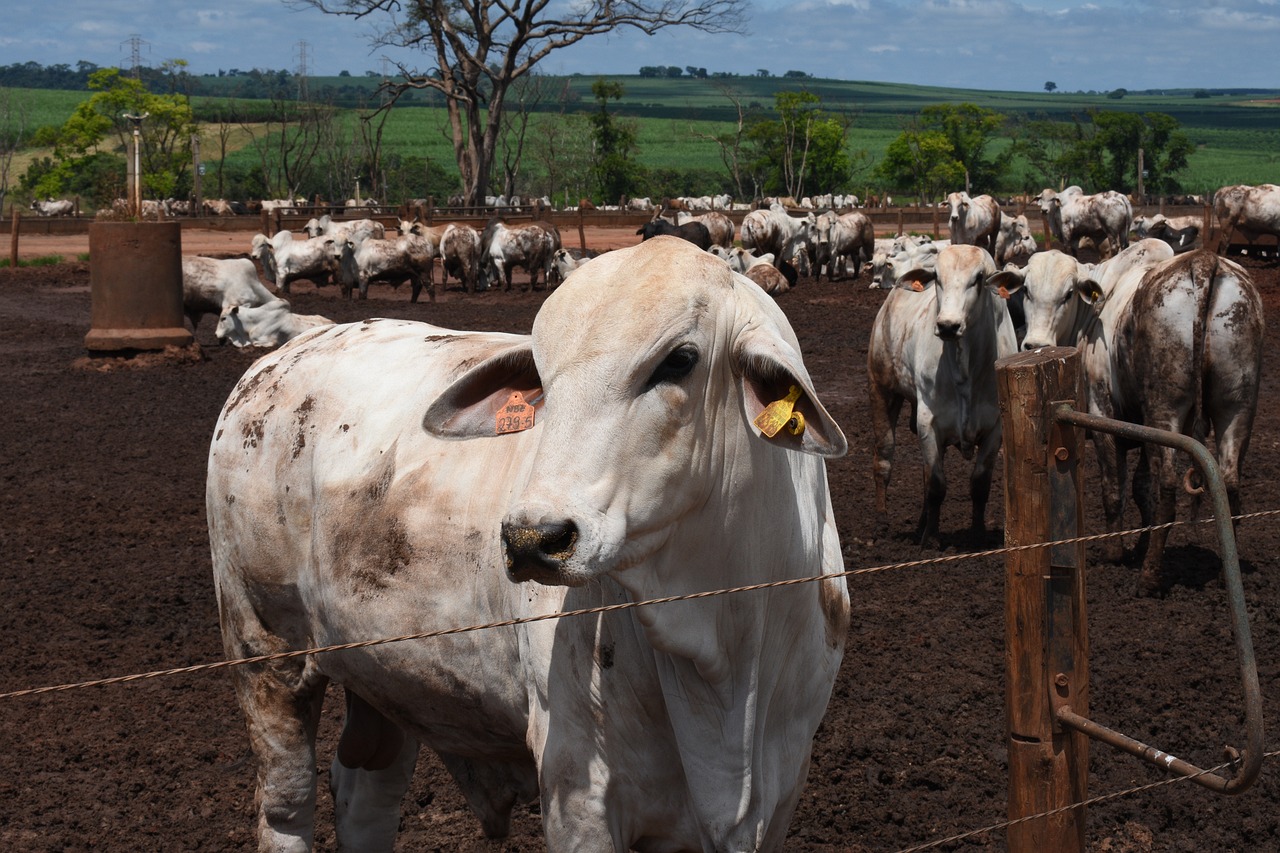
[5,1,1280,92]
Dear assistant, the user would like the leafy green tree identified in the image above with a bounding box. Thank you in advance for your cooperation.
[918,103,1007,192]
[1089,110,1194,194]
[1044,81,1057,93]
[875,128,964,205]
[587,79,643,203]
[745,90,851,198]
[32,67,197,204]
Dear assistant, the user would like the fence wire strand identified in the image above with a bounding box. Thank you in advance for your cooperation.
[3,508,1279,702]
[894,748,1280,853]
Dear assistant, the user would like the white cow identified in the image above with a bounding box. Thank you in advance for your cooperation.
[181,256,275,332]
[333,234,437,302]
[992,241,1264,595]
[867,244,1018,545]
[1132,214,1201,253]
[946,192,1001,255]
[812,211,875,281]
[994,213,1038,266]
[30,198,74,216]
[1036,186,1132,259]
[304,214,385,244]
[1213,184,1280,254]
[741,208,816,276]
[207,236,850,851]
[869,235,944,289]
[214,299,333,348]
[250,231,337,293]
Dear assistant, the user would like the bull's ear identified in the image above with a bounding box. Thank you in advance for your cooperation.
[1075,276,1104,306]
[422,340,541,439]
[988,267,1025,298]
[897,268,936,292]
[733,306,846,458]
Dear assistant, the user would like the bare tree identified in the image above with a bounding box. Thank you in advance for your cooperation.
[239,90,328,199]
[496,74,551,199]
[0,88,30,215]
[298,0,748,205]
[526,111,591,207]
[688,82,751,201]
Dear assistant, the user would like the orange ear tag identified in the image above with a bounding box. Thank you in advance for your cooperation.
[754,385,804,438]
[496,391,538,435]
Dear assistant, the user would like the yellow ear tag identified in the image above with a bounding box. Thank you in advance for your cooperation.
[496,391,537,435]
[754,385,803,438]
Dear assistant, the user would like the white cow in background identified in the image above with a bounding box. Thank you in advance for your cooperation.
[867,244,1017,545]
[1213,183,1280,254]
[304,214,385,244]
[1037,186,1132,259]
[181,256,274,332]
[30,198,74,216]
[207,236,850,851]
[994,213,1038,266]
[1132,213,1201,253]
[250,231,337,293]
[214,299,333,348]
[946,192,1001,255]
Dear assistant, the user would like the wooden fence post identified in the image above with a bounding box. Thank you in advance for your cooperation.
[997,346,1089,853]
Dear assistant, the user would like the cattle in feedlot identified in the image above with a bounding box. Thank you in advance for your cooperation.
[992,241,1264,595]
[946,192,1001,256]
[1037,185,1133,259]
[207,235,850,852]
[180,256,275,332]
[1214,183,1280,255]
[867,244,1018,546]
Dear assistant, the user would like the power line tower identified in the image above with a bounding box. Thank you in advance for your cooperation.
[121,34,149,80]
[295,41,310,100]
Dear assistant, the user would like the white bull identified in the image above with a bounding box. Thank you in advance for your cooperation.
[250,231,336,293]
[867,244,1017,544]
[992,241,1264,595]
[1132,214,1201,253]
[1213,183,1280,255]
[181,256,275,331]
[994,213,1038,266]
[214,298,333,348]
[946,192,1000,255]
[207,236,850,852]
[1037,186,1132,259]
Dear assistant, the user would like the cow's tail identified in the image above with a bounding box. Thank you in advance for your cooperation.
[1186,251,1219,517]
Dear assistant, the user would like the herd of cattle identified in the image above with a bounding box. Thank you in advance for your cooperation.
[193,184,1276,850]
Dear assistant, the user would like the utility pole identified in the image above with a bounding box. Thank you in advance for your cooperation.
[123,112,149,217]
[192,133,203,216]
[1136,148,1145,203]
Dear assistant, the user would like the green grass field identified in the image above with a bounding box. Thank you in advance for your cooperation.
[5,74,1278,197]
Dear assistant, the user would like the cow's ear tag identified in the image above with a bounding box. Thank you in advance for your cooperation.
[754,385,805,438]
[496,391,537,435]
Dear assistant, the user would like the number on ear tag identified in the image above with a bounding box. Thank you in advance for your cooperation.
[496,391,537,434]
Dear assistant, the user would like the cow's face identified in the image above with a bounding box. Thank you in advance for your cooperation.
[423,236,845,587]
[998,251,1097,351]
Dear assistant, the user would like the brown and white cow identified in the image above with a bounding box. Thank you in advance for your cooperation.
[674,210,735,248]
[333,234,437,302]
[867,244,1018,545]
[741,207,816,275]
[1213,183,1280,255]
[438,223,483,292]
[813,210,875,281]
[993,240,1264,595]
[1037,186,1133,259]
[480,218,562,291]
[994,212,1038,266]
[207,236,849,851]
[946,192,1001,256]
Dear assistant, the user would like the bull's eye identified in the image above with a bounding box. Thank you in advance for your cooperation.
[647,346,699,388]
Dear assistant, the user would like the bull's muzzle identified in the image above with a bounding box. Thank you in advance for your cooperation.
[501,519,579,583]
[935,319,962,340]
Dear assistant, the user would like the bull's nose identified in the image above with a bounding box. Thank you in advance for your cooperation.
[500,520,579,582]
[1022,339,1050,351]
[936,320,961,340]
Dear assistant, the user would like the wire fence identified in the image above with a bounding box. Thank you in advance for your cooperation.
[5,508,1278,850]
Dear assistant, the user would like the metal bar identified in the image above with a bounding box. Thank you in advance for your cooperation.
[1051,403,1263,794]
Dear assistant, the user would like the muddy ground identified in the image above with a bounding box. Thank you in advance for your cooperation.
[1,240,1279,851]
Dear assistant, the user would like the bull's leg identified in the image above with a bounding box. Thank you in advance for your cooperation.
[436,752,536,840]
[969,427,1003,533]
[358,276,370,300]
[222,605,328,853]
[1138,442,1181,597]
[916,427,946,547]
[868,386,904,535]
[330,690,419,851]
[1091,432,1131,564]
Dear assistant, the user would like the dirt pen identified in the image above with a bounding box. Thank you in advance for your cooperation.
[1,243,1279,851]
